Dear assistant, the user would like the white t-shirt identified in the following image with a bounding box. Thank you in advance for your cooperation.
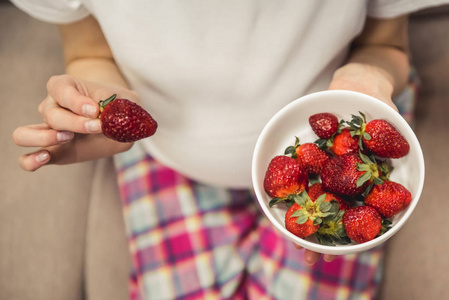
[10,0,449,188]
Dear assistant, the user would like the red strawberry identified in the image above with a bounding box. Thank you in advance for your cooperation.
[346,112,409,158]
[99,94,158,142]
[295,143,329,175]
[285,138,329,175]
[363,119,410,158]
[329,128,360,156]
[284,190,339,238]
[342,206,382,243]
[263,155,308,198]
[365,181,412,218]
[309,112,339,139]
[321,153,371,196]
[285,203,320,238]
[308,182,353,211]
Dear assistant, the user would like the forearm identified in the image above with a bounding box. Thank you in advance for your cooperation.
[65,57,129,89]
[58,16,130,91]
[329,16,410,107]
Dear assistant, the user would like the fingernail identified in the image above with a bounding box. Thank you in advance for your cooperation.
[85,120,101,133]
[36,151,50,163]
[57,131,74,142]
[82,104,98,118]
[306,260,315,266]
[323,256,335,263]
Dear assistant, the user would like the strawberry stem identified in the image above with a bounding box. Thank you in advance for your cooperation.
[98,94,117,110]
[284,136,300,158]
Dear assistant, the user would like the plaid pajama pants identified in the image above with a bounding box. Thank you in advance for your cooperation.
[114,71,419,300]
[115,145,383,300]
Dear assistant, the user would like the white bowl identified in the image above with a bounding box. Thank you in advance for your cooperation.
[252,90,425,255]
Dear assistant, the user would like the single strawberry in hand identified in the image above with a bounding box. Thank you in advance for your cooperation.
[285,137,329,176]
[309,112,339,139]
[308,182,353,211]
[346,112,409,158]
[342,206,382,243]
[284,190,339,238]
[263,155,308,199]
[365,181,412,218]
[99,94,158,142]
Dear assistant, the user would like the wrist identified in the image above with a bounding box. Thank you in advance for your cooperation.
[329,63,397,110]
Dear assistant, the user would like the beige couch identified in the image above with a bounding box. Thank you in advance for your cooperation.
[1,3,448,299]
[0,3,130,300]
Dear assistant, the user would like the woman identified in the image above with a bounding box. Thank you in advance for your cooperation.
[11,0,448,298]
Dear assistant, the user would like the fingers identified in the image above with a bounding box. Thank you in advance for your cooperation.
[42,104,101,133]
[13,74,128,172]
[12,124,75,171]
[323,254,337,263]
[38,75,102,134]
[46,75,100,118]
[18,150,51,172]
[13,124,74,147]
[293,243,338,265]
[302,249,319,265]
[14,127,133,171]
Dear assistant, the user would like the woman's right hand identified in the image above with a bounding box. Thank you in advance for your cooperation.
[12,74,138,171]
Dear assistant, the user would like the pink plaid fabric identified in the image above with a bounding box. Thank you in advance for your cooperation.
[114,145,384,300]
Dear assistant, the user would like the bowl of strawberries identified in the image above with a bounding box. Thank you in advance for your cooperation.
[252,90,425,255]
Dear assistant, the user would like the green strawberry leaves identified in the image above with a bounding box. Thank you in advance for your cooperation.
[288,191,340,226]
[345,111,370,149]
[378,219,393,236]
[284,136,300,158]
[268,196,294,208]
[316,210,351,246]
[356,151,384,188]
[98,94,117,110]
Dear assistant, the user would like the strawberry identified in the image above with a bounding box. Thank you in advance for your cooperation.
[285,203,319,238]
[321,151,385,197]
[295,143,330,176]
[321,153,372,196]
[346,112,410,158]
[309,112,339,139]
[342,206,382,243]
[363,119,410,158]
[328,128,360,156]
[284,191,339,238]
[365,181,412,218]
[285,137,329,175]
[263,155,308,199]
[99,94,158,142]
[308,182,353,211]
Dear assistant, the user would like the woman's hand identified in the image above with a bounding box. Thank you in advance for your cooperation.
[294,244,337,265]
[328,62,398,111]
[293,62,397,265]
[12,74,138,171]
[327,15,410,111]
[293,16,410,264]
